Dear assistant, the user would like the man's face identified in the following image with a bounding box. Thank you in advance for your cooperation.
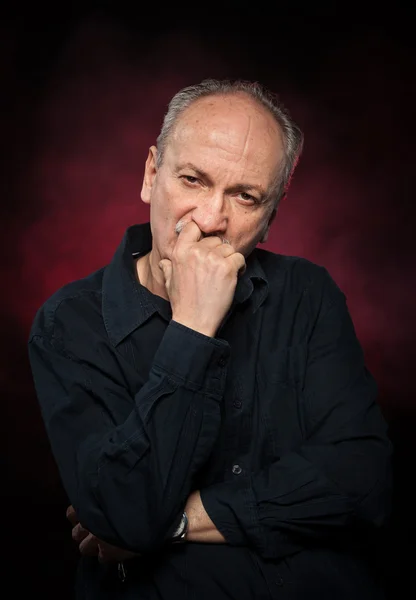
[141,93,284,260]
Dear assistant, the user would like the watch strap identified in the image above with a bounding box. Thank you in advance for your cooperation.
[171,511,188,543]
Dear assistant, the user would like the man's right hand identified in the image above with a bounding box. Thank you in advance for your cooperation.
[66,505,139,563]
[159,221,246,337]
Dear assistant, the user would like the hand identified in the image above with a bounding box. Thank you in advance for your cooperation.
[66,505,139,563]
[159,221,246,337]
[67,504,99,556]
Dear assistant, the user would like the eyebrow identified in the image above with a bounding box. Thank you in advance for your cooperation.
[175,162,268,201]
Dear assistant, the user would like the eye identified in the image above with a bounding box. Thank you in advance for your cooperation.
[181,175,199,184]
[239,192,257,204]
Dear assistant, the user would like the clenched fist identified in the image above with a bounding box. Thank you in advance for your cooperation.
[159,221,245,337]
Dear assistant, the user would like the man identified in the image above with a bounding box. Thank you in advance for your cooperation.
[28,78,392,599]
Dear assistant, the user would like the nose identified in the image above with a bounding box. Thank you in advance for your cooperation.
[191,193,227,237]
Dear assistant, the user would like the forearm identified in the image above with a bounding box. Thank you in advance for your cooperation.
[200,430,392,559]
[185,490,226,543]
[29,323,229,553]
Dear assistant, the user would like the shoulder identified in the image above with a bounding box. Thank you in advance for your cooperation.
[254,249,353,347]
[254,248,346,320]
[255,248,339,292]
[28,266,106,341]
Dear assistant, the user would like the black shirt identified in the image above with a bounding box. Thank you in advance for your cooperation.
[28,222,392,599]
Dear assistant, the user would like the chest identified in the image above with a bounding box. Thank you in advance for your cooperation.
[201,296,311,483]
[117,288,313,483]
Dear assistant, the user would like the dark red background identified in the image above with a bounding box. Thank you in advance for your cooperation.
[2,4,415,597]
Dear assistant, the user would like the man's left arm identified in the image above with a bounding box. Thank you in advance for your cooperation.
[184,490,226,542]
[197,273,393,559]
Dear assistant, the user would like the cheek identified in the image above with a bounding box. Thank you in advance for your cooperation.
[153,180,191,219]
[150,191,186,248]
[233,213,266,237]
[231,215,269,250]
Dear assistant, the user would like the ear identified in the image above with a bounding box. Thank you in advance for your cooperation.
[260,206,278,243]
[141,146,158,205]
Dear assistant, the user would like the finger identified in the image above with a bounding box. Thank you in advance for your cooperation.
[158,259,172,286]
[79,533,99,556]
[97,541,124,563]
[197,236,226,249]
[97,541,113,563]
[175,221,203,246]
[72,522,91,542]
[66,505,78,526]
[226,252,246,276]
[212,243,237,258]
[97,541,140,563]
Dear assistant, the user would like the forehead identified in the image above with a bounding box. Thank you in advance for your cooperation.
[168,93,284,181]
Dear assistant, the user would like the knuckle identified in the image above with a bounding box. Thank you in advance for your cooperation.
[218,261,230,275]
[192,247,205,263]
[206,251,218,265]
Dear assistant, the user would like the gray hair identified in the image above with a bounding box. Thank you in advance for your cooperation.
[155,78,304,207]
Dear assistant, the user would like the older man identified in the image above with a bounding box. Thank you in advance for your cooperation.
[28,79,392,599]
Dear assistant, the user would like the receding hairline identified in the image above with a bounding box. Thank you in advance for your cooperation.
[167,90,283,145]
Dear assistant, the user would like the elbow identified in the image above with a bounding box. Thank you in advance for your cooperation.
[74,490,170,554]
[355,483,392,530]
[355,453,393,529]
[73,461,176,554]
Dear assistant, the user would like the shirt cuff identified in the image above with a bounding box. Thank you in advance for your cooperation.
[152,320,231,400]
[200,478,266,551]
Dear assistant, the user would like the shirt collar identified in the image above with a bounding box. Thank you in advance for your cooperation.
[102,222,269,346]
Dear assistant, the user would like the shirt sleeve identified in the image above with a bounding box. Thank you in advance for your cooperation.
[200,273,393,560]
[28,319,230,554]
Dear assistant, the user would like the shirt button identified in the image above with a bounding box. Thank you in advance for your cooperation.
[275,575,284,586]
[232,464,242,475]
[233,399,242,409]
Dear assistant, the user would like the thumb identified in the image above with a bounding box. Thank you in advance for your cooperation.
[159,259,172,287]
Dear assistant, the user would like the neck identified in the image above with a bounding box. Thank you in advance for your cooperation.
[136,251,169,301]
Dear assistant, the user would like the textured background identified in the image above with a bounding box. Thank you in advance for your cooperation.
[2,3,414,597]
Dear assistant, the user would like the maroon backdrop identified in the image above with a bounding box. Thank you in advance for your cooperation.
[2,5,414,598]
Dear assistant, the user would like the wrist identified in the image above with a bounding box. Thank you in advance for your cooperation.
[171,317,217,338]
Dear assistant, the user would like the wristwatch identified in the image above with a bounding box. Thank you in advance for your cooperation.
[171,511,188,543]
